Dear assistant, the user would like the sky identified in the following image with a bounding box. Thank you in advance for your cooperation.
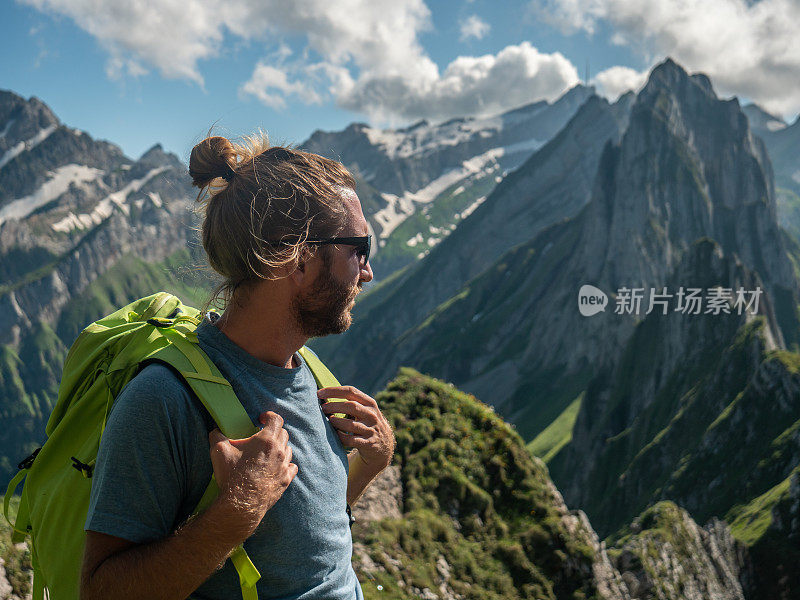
[1,0,799,161]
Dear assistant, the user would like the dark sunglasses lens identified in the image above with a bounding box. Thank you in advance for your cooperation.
[358,242,369,263]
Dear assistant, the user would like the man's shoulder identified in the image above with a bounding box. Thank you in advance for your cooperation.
[113,362,206,426]
[123,362,192,401]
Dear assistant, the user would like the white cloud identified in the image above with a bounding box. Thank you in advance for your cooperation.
[592,65,648,101]
[534,0,800,116]
[23,0,579,122]
[22,0,224,84]
[338,42,580,121]
[22,0,434,87]
[459,15,490,41]
[239,63,321,109]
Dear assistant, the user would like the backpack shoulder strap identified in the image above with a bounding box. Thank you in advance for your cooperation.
[146,330,257,440]
[144,330,261,600]
[298,346,340,388]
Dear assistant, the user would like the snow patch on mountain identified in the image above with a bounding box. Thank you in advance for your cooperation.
[373,139,543,238]
[460,195,487,220]
[0,124,58,170]
[406,232,424,247]
[0,119,14,139]
[52,166,168,233]
[766,120,788,132]
[0,164,104,226]
[362,115,508,160]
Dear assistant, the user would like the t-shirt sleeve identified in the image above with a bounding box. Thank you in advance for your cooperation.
[85,363,209,543]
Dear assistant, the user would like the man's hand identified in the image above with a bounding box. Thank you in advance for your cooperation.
[319,386,395,473]
[209,411,298,538]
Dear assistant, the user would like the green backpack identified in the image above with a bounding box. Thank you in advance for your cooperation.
[3,292,343,600]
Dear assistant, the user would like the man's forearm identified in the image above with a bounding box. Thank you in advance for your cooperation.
[346,449,386,506]
[81,494,255,600]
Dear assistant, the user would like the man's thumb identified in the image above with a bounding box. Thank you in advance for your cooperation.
[209,429,233,457]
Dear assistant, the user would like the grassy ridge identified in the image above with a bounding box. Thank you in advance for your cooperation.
[354,368,602,600]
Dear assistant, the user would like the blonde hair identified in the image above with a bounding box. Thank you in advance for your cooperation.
[189,132,355,311]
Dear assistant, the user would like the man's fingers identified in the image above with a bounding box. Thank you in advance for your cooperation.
[209,429,239,472]
[335,430,369,448]
[317,385,378,408]
[320,400,375,423]
[327,415,372,436]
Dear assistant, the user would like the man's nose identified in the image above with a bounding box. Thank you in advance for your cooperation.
[360,260,373,283]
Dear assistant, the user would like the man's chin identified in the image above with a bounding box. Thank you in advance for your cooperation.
[306,310,352,338]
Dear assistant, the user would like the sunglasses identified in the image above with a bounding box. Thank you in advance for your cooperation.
[305,235,371,266]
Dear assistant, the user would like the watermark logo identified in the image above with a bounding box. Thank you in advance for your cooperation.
[578,284,608,316]
[578,285,762,316]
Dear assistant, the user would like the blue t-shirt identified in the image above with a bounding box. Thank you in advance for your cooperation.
[85,315,364,600]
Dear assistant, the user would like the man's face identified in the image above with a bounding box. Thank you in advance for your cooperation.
[293,249,360,337]
[293,188,372,337]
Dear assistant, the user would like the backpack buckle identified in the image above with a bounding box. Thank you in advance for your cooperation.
[147,317,173,328]
[18,448,41,470]
[70,457,94,478]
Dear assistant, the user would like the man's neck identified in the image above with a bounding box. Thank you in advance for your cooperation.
[212,288,306,370]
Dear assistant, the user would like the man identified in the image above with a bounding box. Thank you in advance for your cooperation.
[80,137,395,599]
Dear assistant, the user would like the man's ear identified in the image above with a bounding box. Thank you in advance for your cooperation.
[290,252,320,288]
[289,259,306,287]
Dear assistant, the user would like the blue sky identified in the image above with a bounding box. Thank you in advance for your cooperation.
[2,0,798,161]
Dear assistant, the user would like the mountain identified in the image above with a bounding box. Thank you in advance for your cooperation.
[341,369,749,600]
[549,237,800,597]
[302,85,594,277]
[312,59,799,430]
[741,104,787,138]
[0,90,212,484]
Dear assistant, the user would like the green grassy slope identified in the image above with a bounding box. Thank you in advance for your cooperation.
[353,368,604,600]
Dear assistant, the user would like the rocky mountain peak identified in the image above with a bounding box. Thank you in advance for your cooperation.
[137,143,184,172]
[0,90,60,136]
[580,56,797,334]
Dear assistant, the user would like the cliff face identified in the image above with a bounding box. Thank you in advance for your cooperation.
[553,239,783,523]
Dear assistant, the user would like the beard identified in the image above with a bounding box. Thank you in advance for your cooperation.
[293,260,360,338]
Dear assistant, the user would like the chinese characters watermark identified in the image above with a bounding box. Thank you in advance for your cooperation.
[578,285,762,317]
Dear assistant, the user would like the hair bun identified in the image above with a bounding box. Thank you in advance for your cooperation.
[189,136,237,189]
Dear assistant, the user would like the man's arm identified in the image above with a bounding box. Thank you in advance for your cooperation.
[81,413,297,600]
[81,493,252,600]
[318,385,395,506]
[346,449,384,506]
